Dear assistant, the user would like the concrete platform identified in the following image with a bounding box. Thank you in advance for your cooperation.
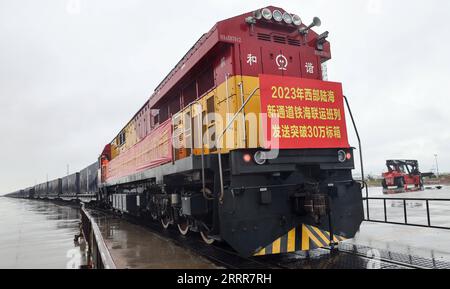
[354,186,450,262]
[90,212,218,269]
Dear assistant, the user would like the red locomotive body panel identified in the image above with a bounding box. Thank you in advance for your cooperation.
[217,15,330,81]
[148,5,330,115]
[111,6,332,152]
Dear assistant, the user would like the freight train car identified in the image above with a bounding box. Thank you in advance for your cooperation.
[35,182,47,199]
[25,187,35,199]
[4,190,21,198]
[97,6,364,257]
[47,178,63,199]
[61,173,80,200]
[7,187,40,199]
[10,165,98,202]
[79,162,99,202]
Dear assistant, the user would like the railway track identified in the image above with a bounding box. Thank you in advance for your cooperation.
[254,248,423,269]
[256,243,450,269]
[85,204,450,269]
[331,243,450,269]
[321,247,418,269]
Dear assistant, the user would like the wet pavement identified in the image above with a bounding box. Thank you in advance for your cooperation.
[90,211,218,269]
[0,197,85,269]
[2,186,450,269]
[352,186,450,262]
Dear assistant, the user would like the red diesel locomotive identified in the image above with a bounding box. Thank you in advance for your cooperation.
[9,6,364,257]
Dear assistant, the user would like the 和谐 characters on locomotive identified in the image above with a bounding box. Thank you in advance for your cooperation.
[95,6,364,257]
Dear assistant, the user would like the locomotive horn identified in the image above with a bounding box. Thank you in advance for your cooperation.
[299,16,322,35]
[312,16,322,27]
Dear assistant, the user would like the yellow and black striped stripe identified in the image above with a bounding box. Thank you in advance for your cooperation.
[254,224,346,256]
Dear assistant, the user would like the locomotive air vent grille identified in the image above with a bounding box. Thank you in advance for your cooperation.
[287,38,301,46]
[257,33,271,42]
[273,35,287,44]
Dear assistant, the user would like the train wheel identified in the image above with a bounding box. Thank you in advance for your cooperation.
[200,231,215,245]
[161,216,171,229]
[177,218,190,236]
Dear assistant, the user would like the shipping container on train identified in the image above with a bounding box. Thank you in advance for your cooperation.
[26,187,35,199]
[61,173,80,200]
[47,178,63,199]
[7,6,364,258]
[35,182,47,199]
[79,162,99,202]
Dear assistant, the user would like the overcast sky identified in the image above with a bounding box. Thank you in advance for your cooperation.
[1,0,449,194]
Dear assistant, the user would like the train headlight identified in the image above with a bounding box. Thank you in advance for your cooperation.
[262,8,272,20]
[253,10,262,20]
[292,14,302,26]
[338,150,347,163]
[254,151,267,165]
[283,12,293,24]
[273,10,283,22]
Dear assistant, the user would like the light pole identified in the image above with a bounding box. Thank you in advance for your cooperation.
[434,154,440,178]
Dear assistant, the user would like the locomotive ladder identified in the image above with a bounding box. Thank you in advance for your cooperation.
[343,95,369,216]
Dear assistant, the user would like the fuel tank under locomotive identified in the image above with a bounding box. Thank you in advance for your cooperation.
[218,149,364,257]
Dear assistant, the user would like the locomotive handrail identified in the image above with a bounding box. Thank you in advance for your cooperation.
[343,95,370,219]
[217,86,260,142]
[238,82,247,146]
[216,86,260,203]
[173,100,210,200]
[366,197,450,202]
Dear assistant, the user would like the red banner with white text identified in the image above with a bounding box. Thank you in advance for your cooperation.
[260,74,350,149]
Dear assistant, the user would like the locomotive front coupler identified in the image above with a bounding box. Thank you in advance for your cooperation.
[291,183,331,224]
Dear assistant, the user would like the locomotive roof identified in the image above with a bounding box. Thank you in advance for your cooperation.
[111,6,323,143]
[148,6,300,108]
